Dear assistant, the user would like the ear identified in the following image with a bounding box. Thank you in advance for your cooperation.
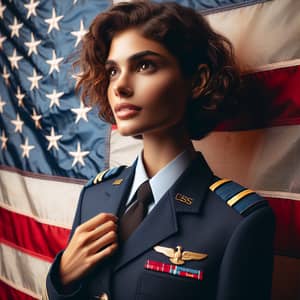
[191,64,210,99]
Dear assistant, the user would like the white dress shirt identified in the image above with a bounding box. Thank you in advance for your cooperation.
[126,150,193,214]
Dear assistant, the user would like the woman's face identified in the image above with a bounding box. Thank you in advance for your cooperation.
[106,28,191,137]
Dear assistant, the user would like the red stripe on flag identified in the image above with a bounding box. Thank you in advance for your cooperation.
[0,280,37,300]
[219,65,300,131]
[0,207,70,261]
[266,197,300,258]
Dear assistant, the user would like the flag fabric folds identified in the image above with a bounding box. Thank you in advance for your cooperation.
[0,0,299,299]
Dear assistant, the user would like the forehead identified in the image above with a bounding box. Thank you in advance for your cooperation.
[107,28,175,63]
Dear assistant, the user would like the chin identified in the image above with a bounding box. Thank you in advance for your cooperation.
[117,125,142,137]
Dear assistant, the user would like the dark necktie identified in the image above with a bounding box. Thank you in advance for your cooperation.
[120,180,154,241]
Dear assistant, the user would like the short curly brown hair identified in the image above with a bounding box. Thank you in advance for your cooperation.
[76,0,240,140]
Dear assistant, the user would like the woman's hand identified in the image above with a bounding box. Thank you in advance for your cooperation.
[59,213,118,287]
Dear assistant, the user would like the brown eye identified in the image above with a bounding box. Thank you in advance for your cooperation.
[107,67,118,78]
[106,66,118,78]
[137,61,155,72]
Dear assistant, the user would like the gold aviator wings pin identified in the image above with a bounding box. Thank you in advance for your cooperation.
[154,245,208,265]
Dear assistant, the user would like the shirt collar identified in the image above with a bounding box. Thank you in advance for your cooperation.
[128,149,193,205]
[128,152,149,203]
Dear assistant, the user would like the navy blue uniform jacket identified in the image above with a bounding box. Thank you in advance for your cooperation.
[46,153,275,300]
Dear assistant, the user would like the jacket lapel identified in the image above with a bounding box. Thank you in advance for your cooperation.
[114,188,178,271]
[114,153,213,271]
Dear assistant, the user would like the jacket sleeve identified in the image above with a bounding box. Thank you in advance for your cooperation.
[45,187,86,300]
[216,205,275,300]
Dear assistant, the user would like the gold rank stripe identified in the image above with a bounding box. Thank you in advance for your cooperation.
[93,169,108,184]
[227,189,255,207]
[209,179,231,191]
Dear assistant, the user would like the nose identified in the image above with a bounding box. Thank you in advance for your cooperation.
[113,85,133,98]
[113,73,134,98]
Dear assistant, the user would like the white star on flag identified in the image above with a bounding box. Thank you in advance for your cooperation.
[71,20,87,47]
[0,35,6,49]
[31,108,42,129]
[11,113,24,133]
[45,127,63,150]
[20,137,35,158]
[16,86,25,107]
[2,66,10,85]
[46,50,64,74]
[0,131,8,150]
[8,49,23,70]
[24,0,40,19]
[28,69,42,90]
[46,89,64,108]
[9,17,23,38]
[24,33,41,56]
[73,0,78,4]
[69,142,90,167]
[45,8,63,33]
[71,101,92,123]
[0,2,6,19]
[0,97,6,113]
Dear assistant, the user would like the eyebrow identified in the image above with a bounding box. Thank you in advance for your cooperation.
[105,50,164,66]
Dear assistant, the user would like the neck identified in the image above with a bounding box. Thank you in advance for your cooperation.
[141,126,196,178]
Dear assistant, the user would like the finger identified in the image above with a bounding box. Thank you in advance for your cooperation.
[89,242,118,266]
[70,218,117,250]
[88,230,118,254]
[77,213,118,233]
[89,220,117,242]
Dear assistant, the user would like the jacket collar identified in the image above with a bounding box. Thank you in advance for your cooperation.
[171,152,213,214]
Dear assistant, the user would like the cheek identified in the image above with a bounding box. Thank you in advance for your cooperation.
[107,85,113,105]
[140,75,186,106]
[149,79,187,116]
[107,86,115,112]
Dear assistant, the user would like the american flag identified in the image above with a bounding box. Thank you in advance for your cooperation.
[0,0,299,299]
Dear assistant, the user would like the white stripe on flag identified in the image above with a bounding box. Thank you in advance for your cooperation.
[206,0,300,71]
[0,243,51,298]
[258,190,300,201]
[109,130,142,167]
[194,125,300,193]
[0,169,82,228]
[244,59,300,73]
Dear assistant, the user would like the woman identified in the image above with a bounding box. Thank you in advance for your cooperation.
[46,1,275,299]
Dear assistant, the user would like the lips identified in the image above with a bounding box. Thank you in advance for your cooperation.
[114,102,142,120]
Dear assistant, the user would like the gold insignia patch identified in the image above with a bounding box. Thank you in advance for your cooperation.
[154,245,208,265]
[112,179,123,185]
[175,193,193,205]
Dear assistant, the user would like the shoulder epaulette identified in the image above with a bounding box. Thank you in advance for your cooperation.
[85,165,127,188]
[209,178,267,216]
